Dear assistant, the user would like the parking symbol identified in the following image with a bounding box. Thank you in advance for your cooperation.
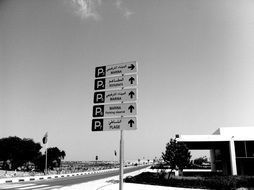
[94,78,105,90]
[93,105,104,117]
[94,91,105,104]
[92,119,103,131]
[95,66,106,78]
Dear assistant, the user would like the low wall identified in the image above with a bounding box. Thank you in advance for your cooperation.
[146,168,213,176]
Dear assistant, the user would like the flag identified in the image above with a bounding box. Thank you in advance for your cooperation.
[42,132,48,144]
[114,150,117,156]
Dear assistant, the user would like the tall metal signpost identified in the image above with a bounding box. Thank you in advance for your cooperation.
[92,61,138,190]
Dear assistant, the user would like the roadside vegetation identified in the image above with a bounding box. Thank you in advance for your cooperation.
[0,136,66,175]
[125,138,254,189]
[161,138,191,176]
[0,136,141,178]
[125,171,254,189]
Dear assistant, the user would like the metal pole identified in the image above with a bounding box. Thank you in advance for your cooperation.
[45,143,47,175]
[119,130,124,190]
[114,151,116,169]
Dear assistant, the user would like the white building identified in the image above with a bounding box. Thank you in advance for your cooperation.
[176,127,254,175]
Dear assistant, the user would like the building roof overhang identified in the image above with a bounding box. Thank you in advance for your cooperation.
[176,135,230,149]
[176,134,254,149]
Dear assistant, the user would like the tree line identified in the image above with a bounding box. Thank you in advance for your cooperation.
[0,136,66,172]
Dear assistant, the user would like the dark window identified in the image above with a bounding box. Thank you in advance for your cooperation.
[235,141,246,157]
[246,141,254,157]
[215,149,222,160]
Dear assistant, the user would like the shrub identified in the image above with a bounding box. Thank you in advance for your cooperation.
[124,172,254,189]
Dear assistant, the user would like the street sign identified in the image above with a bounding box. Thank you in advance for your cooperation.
[94,74,137,91]
[92,117,136,131]
[93,103,137,118]
[93,88,137,104]
[92,62,138,190]
[95,61,137,78]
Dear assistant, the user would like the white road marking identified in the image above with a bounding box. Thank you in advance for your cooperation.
[37,186,61,190]
[18,184,47,190]
[0,183,63,190]
[0,184,34,189]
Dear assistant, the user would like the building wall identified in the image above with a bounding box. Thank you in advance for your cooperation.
[178,127,254,176]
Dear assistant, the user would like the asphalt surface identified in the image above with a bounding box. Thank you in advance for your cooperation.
[0,165,148,190]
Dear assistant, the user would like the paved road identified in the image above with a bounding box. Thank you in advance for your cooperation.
[0,165,148,190]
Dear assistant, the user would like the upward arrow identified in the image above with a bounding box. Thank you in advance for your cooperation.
[129,77,135,84]
[128,119,134,127]
[128,105,135,113]
[129,91,135,99]
[128,64,135,70]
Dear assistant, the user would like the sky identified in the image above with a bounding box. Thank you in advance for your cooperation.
[1,0,254,161]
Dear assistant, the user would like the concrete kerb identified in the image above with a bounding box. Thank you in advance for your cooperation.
[0,167,121,184]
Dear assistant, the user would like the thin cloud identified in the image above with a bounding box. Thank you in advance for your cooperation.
[115,0,134,19]
[70,0,134,20]
[115,0,122,9]
[71,0,100,20]
[124,9,134,19]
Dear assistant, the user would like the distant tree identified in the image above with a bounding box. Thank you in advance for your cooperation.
[162,138,191,176]
[46,147,66,169]
[34,147,66,172]
[0,136,42,170]
[22,138,43,166]
[34,154,45,171]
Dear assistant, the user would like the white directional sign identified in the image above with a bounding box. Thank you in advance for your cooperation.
[93,103,137,118]
[92,117,136,131]
[94,74,137,91]
[93,88,137,104]
[92,61,138,132]
[95,61,137,78]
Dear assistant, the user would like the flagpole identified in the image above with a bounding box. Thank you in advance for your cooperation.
[113,151,115,169]
[45,142,47,175]
[114,150,117,169]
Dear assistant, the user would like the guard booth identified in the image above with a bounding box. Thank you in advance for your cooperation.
[176,127,254,175]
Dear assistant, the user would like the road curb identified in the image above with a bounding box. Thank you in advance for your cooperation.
[0,168,120,184]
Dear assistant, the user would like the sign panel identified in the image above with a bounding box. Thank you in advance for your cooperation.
[92,62,138,132]
[93,88,137,104]
[95,61,137,78]
[92,117,137,131]
[93,103,137,118]
[94,74,137,91]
